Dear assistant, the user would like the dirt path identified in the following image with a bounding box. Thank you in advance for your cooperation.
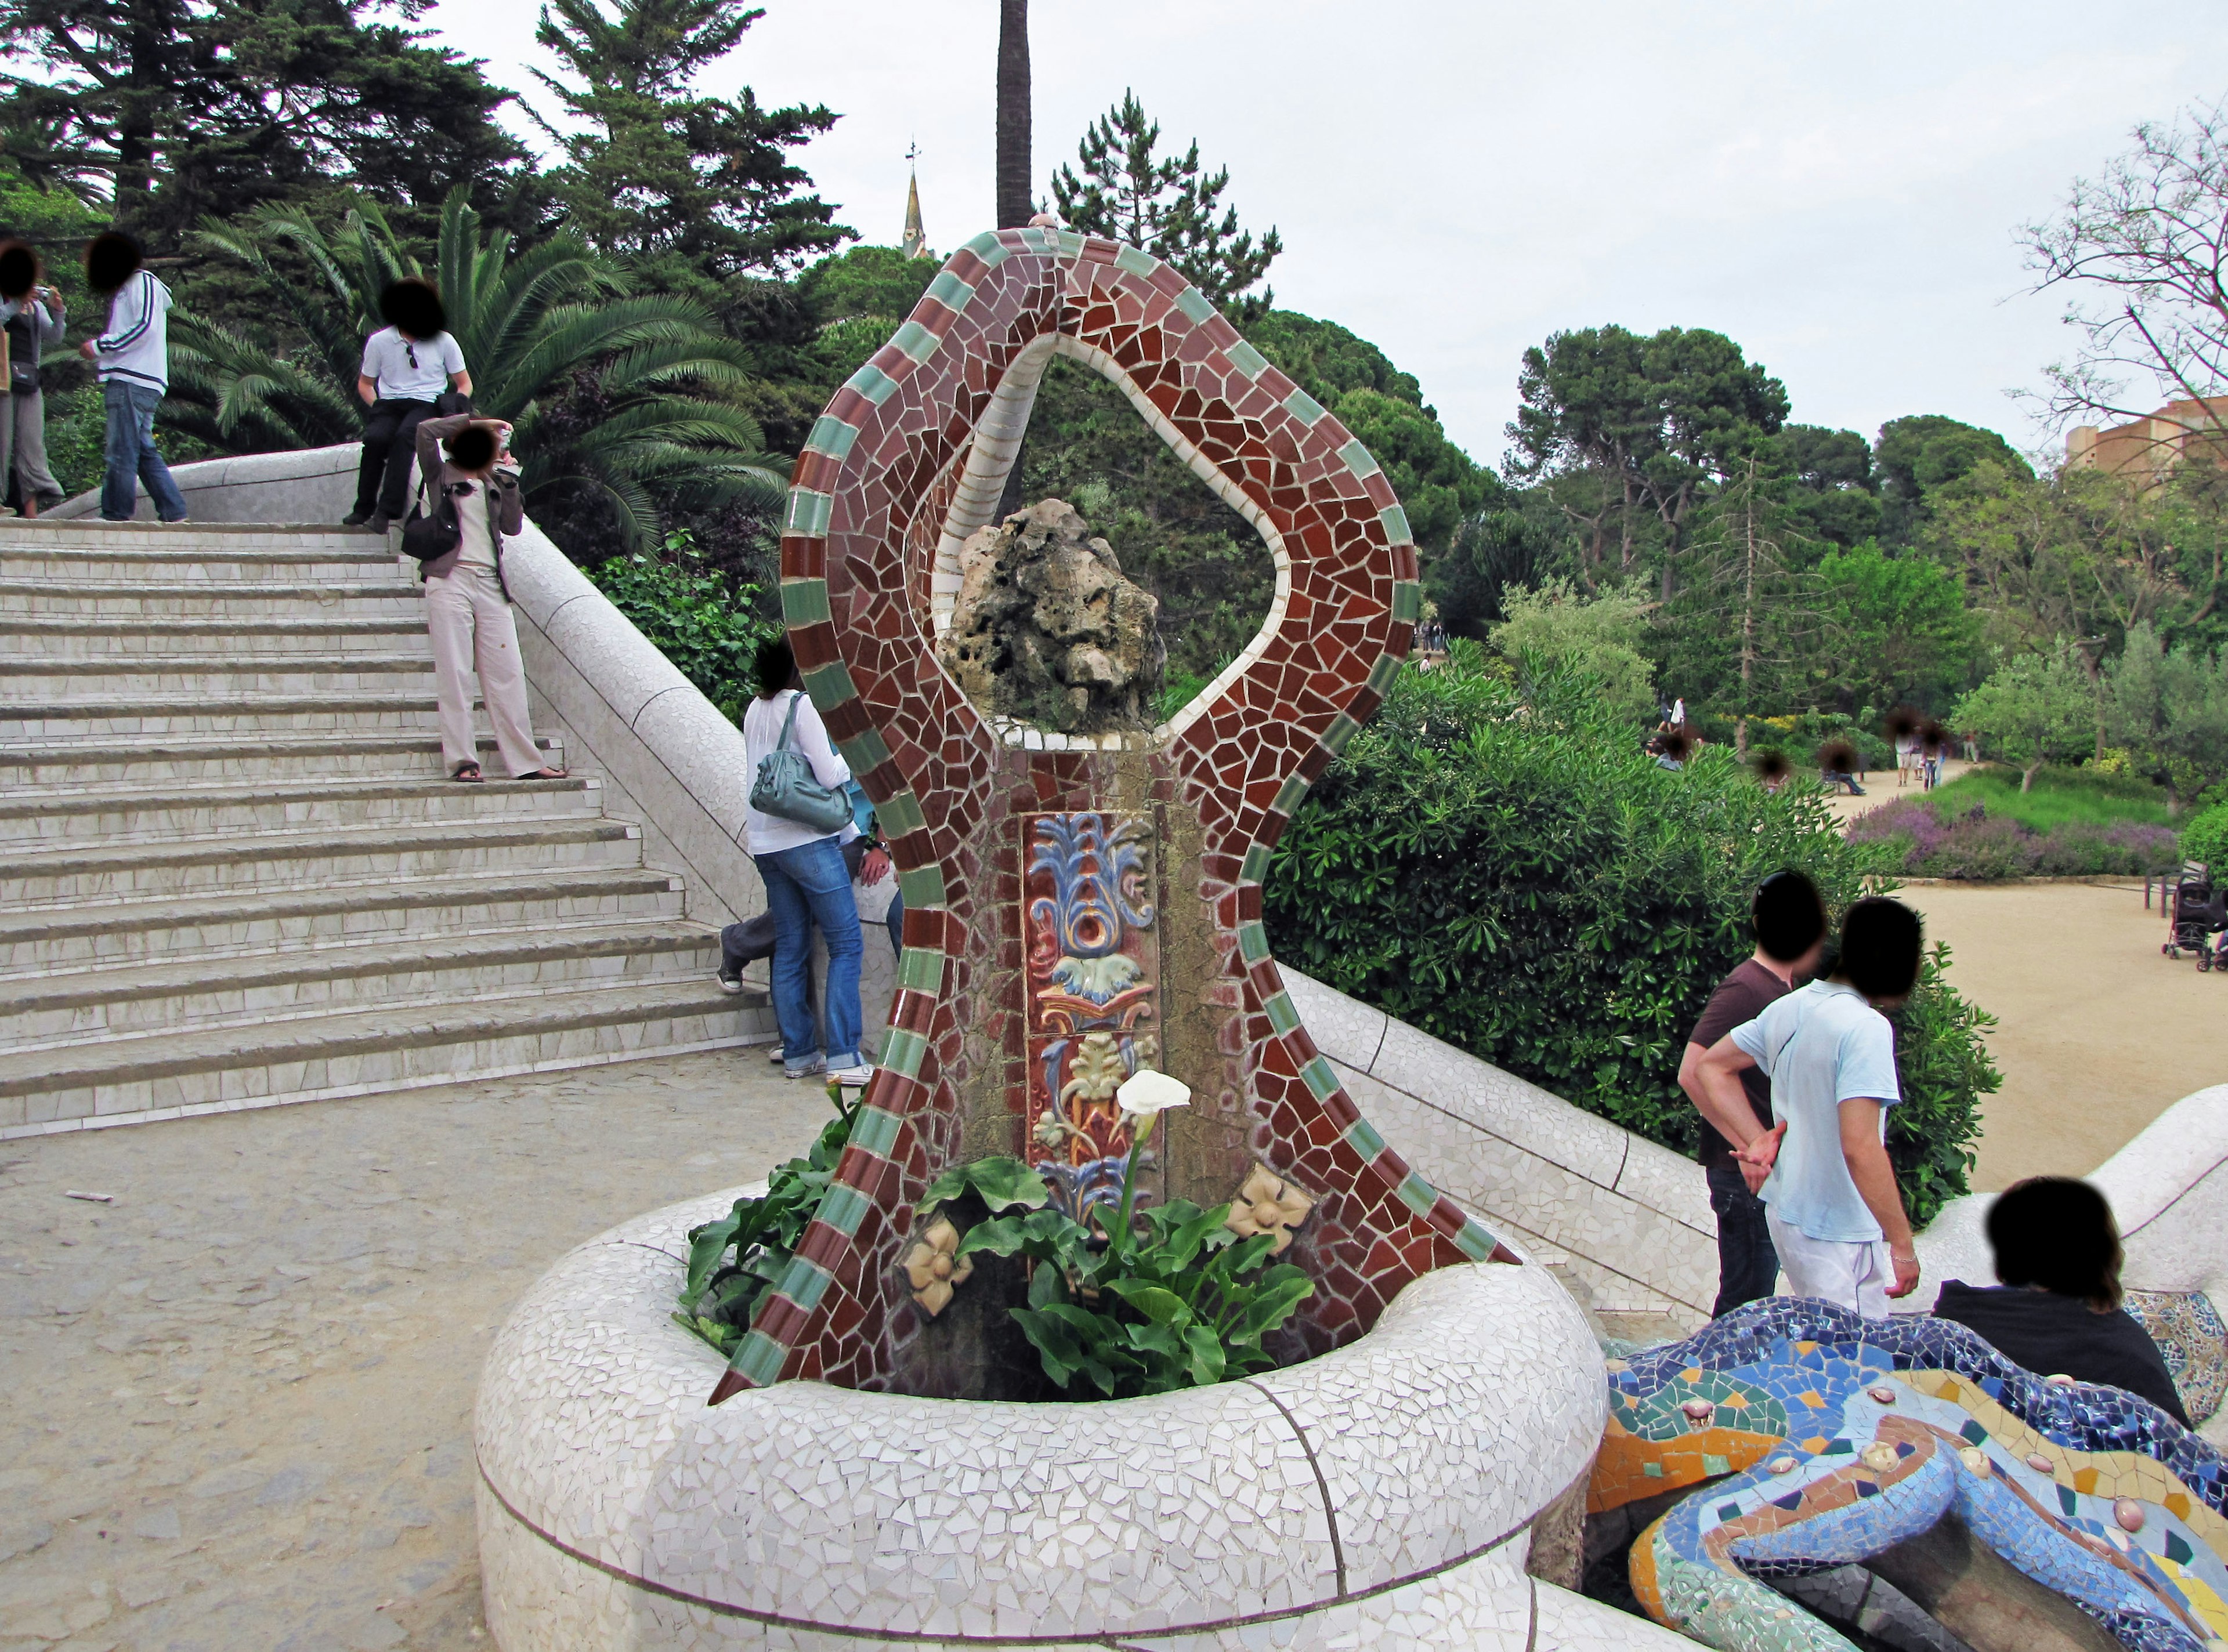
[1900,879,2223,1190]
[1820,759,1976,825]
[0,1050,829,1651]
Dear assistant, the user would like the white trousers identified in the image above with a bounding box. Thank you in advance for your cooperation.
[1766,1208,1892,1320]
[425,563,542,776]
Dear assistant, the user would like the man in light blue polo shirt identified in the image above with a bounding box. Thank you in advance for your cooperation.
[1694,897,1926,1318]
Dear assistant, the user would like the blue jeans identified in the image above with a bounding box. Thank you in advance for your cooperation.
[1707,1162,1780,1317]
[101,380,186,523]
[754,838,862,1072]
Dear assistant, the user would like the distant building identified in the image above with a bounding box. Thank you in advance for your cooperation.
[900,163,931,262]
[2067,396,2228,484]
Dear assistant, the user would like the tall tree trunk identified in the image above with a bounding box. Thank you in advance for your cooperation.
[992,0,1034,523]
[1737,472,1757,757]
[994,0,1032,229]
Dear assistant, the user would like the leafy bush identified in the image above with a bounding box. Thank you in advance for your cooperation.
[934,1155,1313,1399]
[1844,799,2179,881]
[1263,644,1993,1227]
[1927,763,2172,830]
[675,1088,855,1358]
[1747,709,1895,773]
[2182,805,2228,873]
[587,530,777,724]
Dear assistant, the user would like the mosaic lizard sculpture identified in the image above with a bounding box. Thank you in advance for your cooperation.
[1589,1299,2228,1652]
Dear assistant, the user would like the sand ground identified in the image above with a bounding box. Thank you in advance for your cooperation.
[1900,879,2223,1189]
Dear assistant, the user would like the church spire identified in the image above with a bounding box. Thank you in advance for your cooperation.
[900,143,928,260]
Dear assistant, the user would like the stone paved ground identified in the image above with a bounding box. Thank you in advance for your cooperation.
[0,1049,827,1652]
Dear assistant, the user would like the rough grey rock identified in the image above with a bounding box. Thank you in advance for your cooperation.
[939,498,1165,734]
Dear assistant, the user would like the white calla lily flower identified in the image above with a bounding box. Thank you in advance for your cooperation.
[1115,1068,1191,1120]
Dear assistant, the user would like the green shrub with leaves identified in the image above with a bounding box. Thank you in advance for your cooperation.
[674,1088,854,1357]
[2182,805,2228,873]
[587,530,777,723]
[1263,642,1994,1227]
[922,1155,1313,1399]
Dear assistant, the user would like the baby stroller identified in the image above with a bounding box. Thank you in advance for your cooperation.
[2164,863,2227,972]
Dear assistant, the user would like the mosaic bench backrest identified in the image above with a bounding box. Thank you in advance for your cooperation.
[710,227,1514,1401]
[1592,1298,2228,1652]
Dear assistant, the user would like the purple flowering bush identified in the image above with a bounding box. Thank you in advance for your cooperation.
[1846,799,2180,879]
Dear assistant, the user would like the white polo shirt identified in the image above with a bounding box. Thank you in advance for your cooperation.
[360,327,465,403]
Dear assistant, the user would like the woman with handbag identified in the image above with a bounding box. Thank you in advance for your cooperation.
[744,635,869,1085]
[407,414,565,784]
[0,241,67,515]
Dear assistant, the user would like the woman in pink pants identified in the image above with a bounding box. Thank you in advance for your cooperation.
[410,415,566,782]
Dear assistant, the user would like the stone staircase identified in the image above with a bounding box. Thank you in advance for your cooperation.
[0,519,765,1136]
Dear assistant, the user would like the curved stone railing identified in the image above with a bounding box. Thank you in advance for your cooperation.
[52,442,896,1039]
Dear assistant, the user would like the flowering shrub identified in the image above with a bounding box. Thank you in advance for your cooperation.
[1846,799,2180,880]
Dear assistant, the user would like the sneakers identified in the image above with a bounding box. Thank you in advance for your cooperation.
[783,1054,827,1080]
[342,509,371,527]
[826,1062,876,1089]
[766,1044,786,1064]
[717,968,743,994]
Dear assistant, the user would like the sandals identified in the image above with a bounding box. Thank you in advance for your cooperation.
[510,766,569,780]
[450,762,483,782]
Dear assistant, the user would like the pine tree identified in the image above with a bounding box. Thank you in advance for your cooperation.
[1051,91,1280,321]
[0,0,529,242]
[533,0,849,285]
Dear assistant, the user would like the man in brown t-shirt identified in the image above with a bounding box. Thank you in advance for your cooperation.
[1676,871,1827,1316]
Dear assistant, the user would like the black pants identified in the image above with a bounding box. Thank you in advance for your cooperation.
[355,398,440,517]
[1706,1162,1779,1317]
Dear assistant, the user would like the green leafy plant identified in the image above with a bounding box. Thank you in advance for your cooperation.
[588,529,777,723]
[2181,803,2228,872]
[673,1084,854,1357]
[924,1153,1314,1399]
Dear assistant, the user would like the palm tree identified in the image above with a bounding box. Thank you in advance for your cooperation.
[996,0,1030,229]
[169,189,786,547]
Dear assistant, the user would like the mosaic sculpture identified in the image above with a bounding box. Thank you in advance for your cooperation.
[1589,1298,2228,1652]
[710,222,1514,1402]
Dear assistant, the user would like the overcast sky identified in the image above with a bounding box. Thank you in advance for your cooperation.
[425,1,2228,470]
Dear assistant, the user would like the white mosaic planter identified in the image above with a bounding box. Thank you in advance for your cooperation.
[475,1186,1625,1650]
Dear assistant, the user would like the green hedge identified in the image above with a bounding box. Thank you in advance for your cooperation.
[586,531,777,724]
[2183,805,2228,873]
[1263,645,1994,1228]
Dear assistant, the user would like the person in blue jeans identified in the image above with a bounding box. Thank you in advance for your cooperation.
[743,636,869,1085]
[79,232,186,524]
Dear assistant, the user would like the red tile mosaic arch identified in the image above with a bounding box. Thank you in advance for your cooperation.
[709,226,1514,1403]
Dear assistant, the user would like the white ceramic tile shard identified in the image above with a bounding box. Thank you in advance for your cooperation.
[475,1188,1610,1649]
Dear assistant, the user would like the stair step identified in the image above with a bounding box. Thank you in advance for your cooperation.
[0,549,403,582]
[0,979,773,1132]
[0,774,592,843]
[5,814,642,904]
[2,654,435,701]
[0,579,421,616]
[3,689,457,736]
[0,731,563,787]
[0,866,685,970]
[2,920,724,1039]
[0,520,372,541]
[2,615,429,654]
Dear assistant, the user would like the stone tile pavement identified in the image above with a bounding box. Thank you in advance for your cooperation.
[0,1049,831,1651]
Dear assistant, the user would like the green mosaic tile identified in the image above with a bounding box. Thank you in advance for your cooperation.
[1301,1055,1341,1104]
[1379,503,1413,545]
[962,230,1009,267]
[896,863,946,907]
[848,1104,903,1161]
[1236,920,1269,963]
[1240,843,1272,884]
[726,1328,786,1388]
[833,724,892,776]
[1283,387,1328,426]
[891,320,940,364]
[876,789,927,839]
[898,945,945,993]
[1113,244,1158,277]
[779,578,830,627]
[1338,438,1381,478]
[1320,711,1361,756]
[799,660,858,709]
[1452,1221,1499,1262]
[1394,1171,1438,1218]
[1271,773,1308,817]
[1391,580,1423,622]
[844,363,898,406]
[1176,288,1217,325]
[1265,991,1301,1036]
[1366,653,1404,694]
[1227,340,1270,381]
[783,490,831,538]
[1342,1117,1387,1160]
[925,271,974,312]
[773,1255,834,1313]
[880,1027,929,1081]
[817,1183,871,1237]
[804,415,859,461]
[1054,229,1084,258]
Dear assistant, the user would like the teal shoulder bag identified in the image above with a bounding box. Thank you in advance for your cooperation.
[750,691,854,834]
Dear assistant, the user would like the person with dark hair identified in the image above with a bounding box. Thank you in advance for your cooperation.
[408,412,562,783]
[1679,871,1829,1316]
[1933,1179,2187,1425]
[346,277,471,532]
[744,635,869,1086]
[78,230,186,523]
[1695,896,1926,1317]
[0,241,66,514]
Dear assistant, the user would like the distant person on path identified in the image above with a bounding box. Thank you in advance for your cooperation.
[347,277,471,532]
[410,414,564,784]
[1696,896,1927,1318]
[1679,871,1828,1316]
[1932,1177,2189,1426]
[79,231,185,524]
[0,241,67,515]
[744,636,870,1086]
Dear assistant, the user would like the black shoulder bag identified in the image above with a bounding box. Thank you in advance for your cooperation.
[402,476,464,564]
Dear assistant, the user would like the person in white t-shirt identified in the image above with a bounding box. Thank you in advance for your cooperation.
[345,277,471,532]
[743,636,870,1086]
[1694,897,1926,1318]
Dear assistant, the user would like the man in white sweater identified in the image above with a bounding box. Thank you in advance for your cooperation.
[79,232,186,523]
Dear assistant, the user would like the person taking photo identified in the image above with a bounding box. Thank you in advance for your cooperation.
[0,240,67,515]
[79,230,185,524]
[348,277,469,532]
